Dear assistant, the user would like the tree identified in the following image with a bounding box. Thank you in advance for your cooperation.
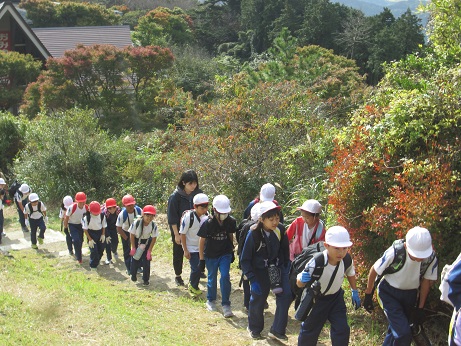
[132,7,194,47]
[0,112,25,175]
[335,10,371,62]
[0,50,41,114]
[20,0,120,27]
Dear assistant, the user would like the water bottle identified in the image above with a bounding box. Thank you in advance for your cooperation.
[295,280,321,321]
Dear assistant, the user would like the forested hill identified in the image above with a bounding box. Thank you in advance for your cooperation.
[333,0,428,16]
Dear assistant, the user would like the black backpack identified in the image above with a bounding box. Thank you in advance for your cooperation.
[180,209,200,230]
[25,202,42,215]
[289,241,352,309]
[374,239,437,288]
[8,180,21,199]
[85,211,105,229]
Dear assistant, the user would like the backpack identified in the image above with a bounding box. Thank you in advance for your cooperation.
[180,209,198,230]
[121,206,142,224]
[25,202,42,216]
[132,217,156,238]
[85,211,105,228]
[8,180,21,199]
[70,202,89,215]
[374,239,437,288]
[289,241,352,309]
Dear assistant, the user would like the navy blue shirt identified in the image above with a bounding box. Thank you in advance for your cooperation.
[167,187,202,232]
[197,215,237,258]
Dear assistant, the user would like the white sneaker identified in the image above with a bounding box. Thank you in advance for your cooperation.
[105,259,111,265]
[206,300,217,312]
[222,305,234,318]
[113,252,119,260]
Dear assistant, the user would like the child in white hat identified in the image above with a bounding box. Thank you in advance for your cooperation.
[23,193,47,249]
[296,226,360,345]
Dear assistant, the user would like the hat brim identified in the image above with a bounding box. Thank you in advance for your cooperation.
[406,246,433,259]
[215,207,231,213]
[29,198,39,202]
[325,241,353,247]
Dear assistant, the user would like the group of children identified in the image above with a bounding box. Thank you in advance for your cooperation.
[0,173,458,345]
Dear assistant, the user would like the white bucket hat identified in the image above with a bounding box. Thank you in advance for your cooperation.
[29,193,39,202]
[406,227,433,259]
[260,183,276,202]
[19,183,30,194]
[297,199,322,214]
[325,226,353,247]
[213,195,231,213]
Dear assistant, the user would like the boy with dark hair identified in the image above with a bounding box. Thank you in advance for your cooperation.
[296,226,360,345]
[180,193,209,296]
[363,226,438,346]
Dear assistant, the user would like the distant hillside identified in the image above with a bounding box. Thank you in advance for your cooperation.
[332,0,429,17]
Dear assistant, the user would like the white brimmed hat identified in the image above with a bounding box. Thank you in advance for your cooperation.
[260,183,276,202]
[19,183,30,194]
[193,193,209,205]
[0,178,5,185]
[63,195,73,208]
[29,193,39,202]
[297,199,322,214]
[250,203,261,221]
[325,226,353,247]
[259,201,281,216]
[406,227,433,259]
[213,195,231,213]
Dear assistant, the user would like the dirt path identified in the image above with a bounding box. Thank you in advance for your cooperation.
[0,206,331,345]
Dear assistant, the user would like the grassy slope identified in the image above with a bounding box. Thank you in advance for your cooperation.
[0,205,447,345]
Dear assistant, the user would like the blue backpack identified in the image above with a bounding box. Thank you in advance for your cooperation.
[121,205,142,225]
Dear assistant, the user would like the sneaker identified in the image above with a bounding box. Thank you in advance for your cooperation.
[143,281,149,286]
[247,327,262,340]
[131,276,137,282]
[200,272,207,279]
[38,237,44,245]
[188,284,202,296]
[31,244,38,249]
[2,231,6,236]
[78,259,83,264]
[22,227,29,233]
[126,269,131,276]
[222,305,234,318]
[113,252,119,260]
[105,259,111,265]
[268,328,288,341]
[175,276,185,286]
[206,300,217,312]
[137,267,143,274]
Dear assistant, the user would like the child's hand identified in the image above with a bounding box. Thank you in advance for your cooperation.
[351,289,361,309]
[25,219,30,228]
[88,239,95,248]
[100,235,105,243]
[146,252,152,261]
[129,248,136,256]
[363,293,374,313]
[106,236,111,244]
[300,270,311,283]
[44,216,49,224]
[199,259,206,272]
[184,250,191,259]
[250,281,262,296]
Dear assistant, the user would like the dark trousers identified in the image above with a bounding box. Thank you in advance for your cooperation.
[130,238,152,283]
[249,266,292,335]
[120,230,132,273]
[188,252,200,289]
[16,199,28,228]
[105,228,119,261]
[69,223,84,261]
[0,209,4,243]
[88,230,104,268]
[30,218,46,245]
[170,229,184,276]
[298,289,350,346]
[379,279,417,346]
[63,226,73,254]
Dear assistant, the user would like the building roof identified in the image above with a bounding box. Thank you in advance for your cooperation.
[32,25,132,58]
[0,1,50,59]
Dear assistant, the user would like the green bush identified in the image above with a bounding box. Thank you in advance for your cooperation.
[0,112,25,176]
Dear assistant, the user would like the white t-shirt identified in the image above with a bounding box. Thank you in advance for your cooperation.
[373,245,438,290]
[82,213,107,231]
[301,224,316,248]
[299,250,355,296]
[24,202,47,220]
[15,191,29,203]
[129,220,159,240]
[66,204,87,224]
[179,211,208,252]
[116,210,141,232]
